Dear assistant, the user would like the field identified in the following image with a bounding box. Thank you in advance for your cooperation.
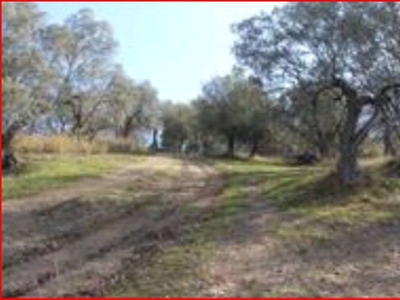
[2,154,400,297]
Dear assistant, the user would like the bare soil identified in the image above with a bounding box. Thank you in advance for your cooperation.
[2,156,223,297]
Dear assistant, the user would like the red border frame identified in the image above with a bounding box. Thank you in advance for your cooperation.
[1,1,399,299]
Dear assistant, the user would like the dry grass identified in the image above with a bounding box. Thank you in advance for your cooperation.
[13,135,108,155]
[12,135,150,155]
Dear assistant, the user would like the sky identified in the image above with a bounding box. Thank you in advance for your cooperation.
[36,2,281,103]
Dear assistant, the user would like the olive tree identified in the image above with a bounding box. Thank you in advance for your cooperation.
[233,2,400,183]
[161,101,195,152]
[2,3,52,168]
[40,8,118,136]
[196,71,270,158]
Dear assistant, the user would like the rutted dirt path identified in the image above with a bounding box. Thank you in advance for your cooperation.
[2,156,224,297]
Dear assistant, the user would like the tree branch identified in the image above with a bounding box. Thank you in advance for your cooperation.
[354,106,380,146]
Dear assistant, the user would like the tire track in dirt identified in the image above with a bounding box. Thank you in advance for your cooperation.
[2,156,183,270]
[2,157,154,211]
[26,208,183,297]
[28,162,225,297]
[2,204,179,297]
[2,194,158,271]
[2,157,224,298]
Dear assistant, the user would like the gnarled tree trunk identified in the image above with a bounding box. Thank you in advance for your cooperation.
[2,127,18,170]
[383,123,397,157]
[150,129,159,150]
[337,142,360,184]
[227,134,235,158]
[316,142,330,159]
[249,137,259,158]
[331,79,367,184]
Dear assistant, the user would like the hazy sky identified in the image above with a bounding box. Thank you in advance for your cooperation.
[36,2,281,102]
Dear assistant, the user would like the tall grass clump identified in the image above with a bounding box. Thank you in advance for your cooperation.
[100,137,144,154]
[12,134,150,155]
[13,135,108,155]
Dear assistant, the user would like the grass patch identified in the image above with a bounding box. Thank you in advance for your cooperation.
[112,243,213,297]
[2,154,141,200]
[213,157,400,243]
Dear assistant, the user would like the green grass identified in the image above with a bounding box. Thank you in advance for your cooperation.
[2,154,140,200]
[214,158,400,242]
[112,243,213,297]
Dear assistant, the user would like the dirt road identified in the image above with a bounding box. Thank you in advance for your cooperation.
[2,156,223,297]
[3,156,400,297]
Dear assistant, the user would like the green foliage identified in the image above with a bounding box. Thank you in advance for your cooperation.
[232,3,396,88]
[1,3,161,152]
[232,2,400,181]
[194,71,272,156]
[41,8,118,135]
[108,67,159,138]
[277,85,344,156]
[2,3,51,137]
[161,102,195,150]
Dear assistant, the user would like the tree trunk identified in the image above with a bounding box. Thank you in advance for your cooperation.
[150,129,159,150]
[336,99,362,184]
[249,138,259,158]
[337,143,359,184]
[383,124,397,157]
[2,129,18,170]
[317,142,330,158]
[200,138,209,156]
[121,116,134,139]
[121,127,130,139]
[178,139,185,154]
[227,134,235,158]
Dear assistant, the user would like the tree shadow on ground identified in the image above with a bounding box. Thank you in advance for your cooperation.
[175,158,400,297]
